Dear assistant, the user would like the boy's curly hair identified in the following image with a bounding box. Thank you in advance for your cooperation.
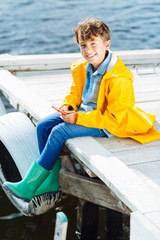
[73,18,111,43]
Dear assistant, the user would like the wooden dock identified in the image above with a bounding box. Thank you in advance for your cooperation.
[0,50,160,239]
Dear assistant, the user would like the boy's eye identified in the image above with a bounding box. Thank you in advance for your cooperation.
[80,44,86,48]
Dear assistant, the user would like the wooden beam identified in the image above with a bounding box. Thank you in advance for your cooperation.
[106,208,124,239]
[76,199,99,240]
[59,169,131,215]
[65,137,160,214]
[0,69,53,122]
[1,49,160,71]
[130,211,160,240]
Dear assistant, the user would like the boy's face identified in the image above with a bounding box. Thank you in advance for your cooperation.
[79,35,110,71]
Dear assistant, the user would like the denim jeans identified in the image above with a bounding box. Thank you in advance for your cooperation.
[36,112,107,171]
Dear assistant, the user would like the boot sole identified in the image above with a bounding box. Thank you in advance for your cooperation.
[2,183,31,202]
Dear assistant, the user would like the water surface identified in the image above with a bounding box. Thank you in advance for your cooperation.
[0,0,160,55]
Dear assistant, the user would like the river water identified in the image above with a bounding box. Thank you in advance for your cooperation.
[0,0,160,239]
[0,0,160,55]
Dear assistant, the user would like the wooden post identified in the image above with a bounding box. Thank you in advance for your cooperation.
[76,199,99,240]
[106,208,124,240]
[75,164,99,240]
[54,212,68,240]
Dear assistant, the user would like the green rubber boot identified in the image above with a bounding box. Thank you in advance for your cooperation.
[34,158,61,196]
[3,161,49,201]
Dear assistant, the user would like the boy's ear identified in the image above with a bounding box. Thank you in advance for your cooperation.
[105,40,111,50]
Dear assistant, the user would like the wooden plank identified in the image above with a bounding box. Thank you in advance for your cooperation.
[130,211,160,240]
[133,74,160,90]
[17,77,160,122]
[95,135,160,185]
[18,72,72,106]
[17,69,160,115]
[131,169,160,191]
[145,210,160,231]
[133,74,160,103]
[130,161,160,181]
[114,49,160,65]
[152,178,160,186]
[135,91,160,103]
[0,53,82,71]
[15,69,70,78]
[54,212,68,240]
[19,73,72,86]
[111,145,160,166]
[1,49,160,72]
[65,137,160,214]
[76,200,99,240]
[0,69,54,122]
[106,209,124,239]
[95,123,160,153]
[59,170,130,214]
[135,101,160,119]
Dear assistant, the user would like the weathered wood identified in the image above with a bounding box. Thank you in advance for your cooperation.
[144,210,160,232]
[1,49,160,72]
[0,69,53,122]
[18,70,160,103]
[76,199,99,240]
[65,137,160,214]
[59,170,130,214]
[0,53,81,71]
[94,135,160,184]
[54,212,68,240]
[130,211,160,240]
[95,126,160,152]
[112,145,160,165]
[106,209,124,240]
[18,71,160,104]
[76,163,99,240]
[61,155,78,174]
[130,161,160,182]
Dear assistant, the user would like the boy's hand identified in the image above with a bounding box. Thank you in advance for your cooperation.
[60,106,69,113]
[60,110,78,124]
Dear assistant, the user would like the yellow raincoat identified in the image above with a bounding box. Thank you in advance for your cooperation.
[61,54,160,144]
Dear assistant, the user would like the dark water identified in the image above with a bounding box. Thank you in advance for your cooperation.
[0,188,78,240]
[0,0,160,55]
[0,0,159,239]
[0,187,129,240]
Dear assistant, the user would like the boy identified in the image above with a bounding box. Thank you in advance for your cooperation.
[3,18,160,202]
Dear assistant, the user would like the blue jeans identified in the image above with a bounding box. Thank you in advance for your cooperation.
[36,112,107,171]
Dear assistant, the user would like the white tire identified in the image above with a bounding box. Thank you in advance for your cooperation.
[0,112,61,216]
[0,112,39,180]
[0,98,7,116]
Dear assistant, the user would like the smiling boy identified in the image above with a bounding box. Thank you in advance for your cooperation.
[3,18,160,203]
[79,35,110,71]
[61,18,160,144]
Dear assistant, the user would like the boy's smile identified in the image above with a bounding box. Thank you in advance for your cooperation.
[79,36,110,71]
